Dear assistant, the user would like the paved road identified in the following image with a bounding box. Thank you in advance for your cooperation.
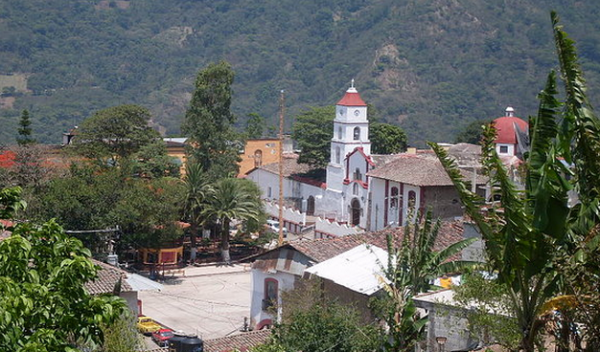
[138,264,252,342]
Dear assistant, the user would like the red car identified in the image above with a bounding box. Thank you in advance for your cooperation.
[152,328,174,347]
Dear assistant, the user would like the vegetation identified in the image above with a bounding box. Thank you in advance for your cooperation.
[183,61,241,181]
[369,122,407,154]
[255,279,382,352]
[201,178,263,263]
[2,1,599,146]
[431,12,600,351]
[16,109,35,146]
[0,187,128,351]
[453,118,492,144]
[373,211,479,351]
[292,106,335,168]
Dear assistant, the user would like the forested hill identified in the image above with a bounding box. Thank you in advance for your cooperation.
[1,0,599,146]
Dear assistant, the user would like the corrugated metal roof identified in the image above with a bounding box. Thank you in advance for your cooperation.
[305,244,389,296]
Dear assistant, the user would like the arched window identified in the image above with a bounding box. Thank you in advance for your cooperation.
[263,278,278,311]
[254,149,263,168]
[390,187,399,208]
[337,126,342,139]
[353,168,362,181]
[335,147,341,164]
[353,127,360,140]
[353,183,359,195]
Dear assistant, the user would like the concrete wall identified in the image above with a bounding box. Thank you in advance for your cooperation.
[418,302,480,352]
[250,269,296,330]
[264,201,306,234]
[315,217,362,238]
[423,186,464,220]
[121,291,139,316]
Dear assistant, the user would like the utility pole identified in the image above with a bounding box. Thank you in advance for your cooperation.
[278,90,285,246]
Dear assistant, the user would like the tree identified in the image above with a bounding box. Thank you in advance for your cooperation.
[430,12,600,351]
[16,109,36,146]
[97,314,144,352]
[454,119,492,144]
[245,113,265,139]
[74,105,160,164]
[256,279,382,352]
[0,186,128,351]
[369,122,407,154]
[182,61,241,181]
[201,178,262,263]
[132,139,181,179]
[182,162,210,262]
[373,211,479,351]
[292,105,335,168]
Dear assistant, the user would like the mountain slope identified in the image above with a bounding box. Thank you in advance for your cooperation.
[0,0,599,146]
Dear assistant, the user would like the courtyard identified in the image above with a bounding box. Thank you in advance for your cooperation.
[138,264,253,341]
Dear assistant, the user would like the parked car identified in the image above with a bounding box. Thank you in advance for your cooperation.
[137,316,162,335]
[152,328,175,347]
[266,219,288,237]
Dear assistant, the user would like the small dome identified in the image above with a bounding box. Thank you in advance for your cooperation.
[493,114,528,145]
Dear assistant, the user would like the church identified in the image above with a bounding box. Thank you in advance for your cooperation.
[246,82,487,235]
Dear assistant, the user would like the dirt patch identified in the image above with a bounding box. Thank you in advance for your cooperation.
[0,96,15,110]
[0,74,28,92]
[95,1,130,10]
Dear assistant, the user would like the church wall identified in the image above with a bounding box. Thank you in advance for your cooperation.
[422,186,464,220]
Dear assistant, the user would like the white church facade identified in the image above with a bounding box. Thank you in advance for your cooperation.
[246,83,487,236]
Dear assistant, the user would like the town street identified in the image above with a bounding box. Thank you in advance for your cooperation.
[138,264,253,341]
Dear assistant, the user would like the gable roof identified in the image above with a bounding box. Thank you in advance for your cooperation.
[86,260,134,295]
[305,244,389,296]
[367,153,485,186]
[204,329,271,352]
[254,154,312,177]
[346,147,375,166]
[289,220,464,263]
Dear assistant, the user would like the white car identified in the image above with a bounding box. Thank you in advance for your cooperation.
[266,219,288,237]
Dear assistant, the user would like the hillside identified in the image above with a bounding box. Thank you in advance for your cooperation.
[1,0,599,146]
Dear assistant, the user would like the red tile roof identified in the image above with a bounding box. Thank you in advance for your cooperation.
[367,153,485,187]
[337,91,367,106]
[85,260,134,295]
[493,116,529,144]
[204,329,272,352]
[289,220,464,263]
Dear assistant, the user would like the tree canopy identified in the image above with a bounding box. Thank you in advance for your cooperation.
[74,104,160,164]
[183,61,241,181]
[292,105,335,168]
[0,187,128,351]
[369,122,407,154]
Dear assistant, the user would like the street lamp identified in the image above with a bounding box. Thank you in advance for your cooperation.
[436,336,447,352]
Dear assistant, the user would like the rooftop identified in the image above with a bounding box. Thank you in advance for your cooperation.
[204,329,272,352]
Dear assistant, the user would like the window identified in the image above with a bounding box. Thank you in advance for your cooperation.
[263,278,278,311]
[353,183,359,195]
[335,147,341,164]
[254,149,263,168]
[353,127,360,140]
[499,145,509,154]
[337,126,342,139]
[268,187,272,198]
[353,168,362,181]
[390,187,399,208]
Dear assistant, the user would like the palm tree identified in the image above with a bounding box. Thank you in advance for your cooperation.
[201,178,262,264]
[182,162,210,263]
[430,12,600,351]
[378,211,480,351]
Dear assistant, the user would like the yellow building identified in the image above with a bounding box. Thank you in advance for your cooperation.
[238,138,281,177]
[165,137,282,178]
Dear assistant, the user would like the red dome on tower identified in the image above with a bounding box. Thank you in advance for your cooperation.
[493,107,528,144]
[337,80,367,106]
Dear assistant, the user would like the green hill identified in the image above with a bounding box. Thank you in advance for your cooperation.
[1,0,599,146]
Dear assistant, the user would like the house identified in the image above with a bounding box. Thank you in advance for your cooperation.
[304,243,389,323]
[238,138,283,177]
[367,151,487,230]
[204,329,271,352]
[493,107,529,159]
[248,220,465,330]
[87,259,164,316]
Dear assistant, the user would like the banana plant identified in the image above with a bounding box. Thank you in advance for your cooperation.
[430,12,600,351]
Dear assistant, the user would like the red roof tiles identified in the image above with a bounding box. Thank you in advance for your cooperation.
[493,116,528,144]
[337,91,367,106]
[204,329,271,352]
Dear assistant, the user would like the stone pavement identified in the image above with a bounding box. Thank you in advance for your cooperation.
[138,263,252,342]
